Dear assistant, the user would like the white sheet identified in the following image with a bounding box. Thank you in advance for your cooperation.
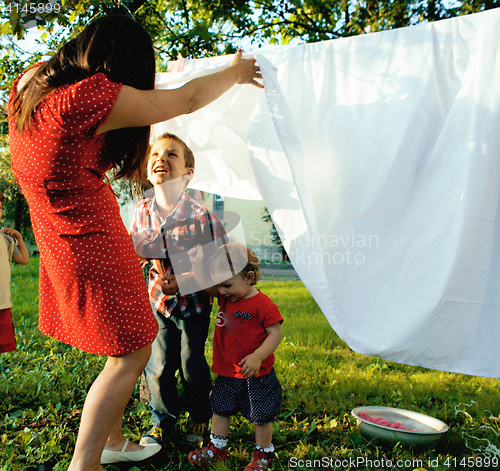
[152,9,500,378]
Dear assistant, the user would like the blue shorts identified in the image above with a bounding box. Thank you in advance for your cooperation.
[210,368,281,425]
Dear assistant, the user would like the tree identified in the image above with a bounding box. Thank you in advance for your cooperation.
[262,206,289,262]
[2,1,499,105]
[0,134,32,239]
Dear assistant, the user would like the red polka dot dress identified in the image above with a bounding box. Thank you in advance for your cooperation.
[8,70,158,355]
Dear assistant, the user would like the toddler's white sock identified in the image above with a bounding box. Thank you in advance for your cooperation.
[256,443,275,454]
[210,433,228,449]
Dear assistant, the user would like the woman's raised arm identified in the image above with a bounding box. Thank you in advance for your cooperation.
[97,51,262,135]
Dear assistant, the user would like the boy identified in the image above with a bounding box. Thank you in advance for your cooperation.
[130,133,227,446]
[0,191,29,353]
[188,242,283,471]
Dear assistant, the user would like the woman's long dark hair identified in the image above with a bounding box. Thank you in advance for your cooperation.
[11,14,156,181]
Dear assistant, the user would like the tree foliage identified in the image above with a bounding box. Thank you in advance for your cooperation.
[0,134,32,237]
[2,0,499,115]
[2,1,499,80]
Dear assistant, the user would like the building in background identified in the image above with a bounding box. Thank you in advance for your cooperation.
[204,194,285,264]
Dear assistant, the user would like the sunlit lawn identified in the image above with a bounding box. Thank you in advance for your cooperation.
[1,258,499,470]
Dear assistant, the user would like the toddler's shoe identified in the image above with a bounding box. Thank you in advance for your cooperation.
[188,442,228,467]
[243,448,274,471]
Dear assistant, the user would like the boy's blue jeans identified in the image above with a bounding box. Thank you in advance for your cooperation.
[144,305,213,429]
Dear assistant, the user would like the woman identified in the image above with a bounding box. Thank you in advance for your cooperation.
[8,14,261,471]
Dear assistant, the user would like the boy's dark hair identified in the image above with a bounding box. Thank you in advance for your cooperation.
[0,191,4,204]
[152,132,195,169]
[210,242,261,286]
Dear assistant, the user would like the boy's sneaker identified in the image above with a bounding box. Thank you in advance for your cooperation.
[243,448,274,471]
[140,427,165,446]
[140,425,173,447]
[188,442,228,467]
[186,421,209,444]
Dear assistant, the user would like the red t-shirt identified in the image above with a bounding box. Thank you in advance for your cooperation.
[212,290,283,378]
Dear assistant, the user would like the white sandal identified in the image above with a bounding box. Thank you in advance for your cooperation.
[101,438,161,464]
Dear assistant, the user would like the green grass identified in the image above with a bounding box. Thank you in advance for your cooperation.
[1,258,500,470]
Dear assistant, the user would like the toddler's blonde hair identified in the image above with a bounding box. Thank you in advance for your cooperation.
[210,243,261,285]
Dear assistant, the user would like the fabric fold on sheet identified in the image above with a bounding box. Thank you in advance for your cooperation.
[152,9,500,379]
[248,53,343,338]
[154,60,264,200]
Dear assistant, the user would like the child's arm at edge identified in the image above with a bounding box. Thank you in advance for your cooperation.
[2,228,29,265]
[239,322,282,378]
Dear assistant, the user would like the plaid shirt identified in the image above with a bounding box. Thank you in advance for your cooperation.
[130,192,227,318]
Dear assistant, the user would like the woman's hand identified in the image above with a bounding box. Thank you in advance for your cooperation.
[229,50,263,89]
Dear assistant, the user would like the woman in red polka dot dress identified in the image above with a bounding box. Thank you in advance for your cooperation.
[8,14,262,471]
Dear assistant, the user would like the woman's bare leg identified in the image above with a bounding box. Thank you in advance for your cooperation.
[68,344,152,471]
